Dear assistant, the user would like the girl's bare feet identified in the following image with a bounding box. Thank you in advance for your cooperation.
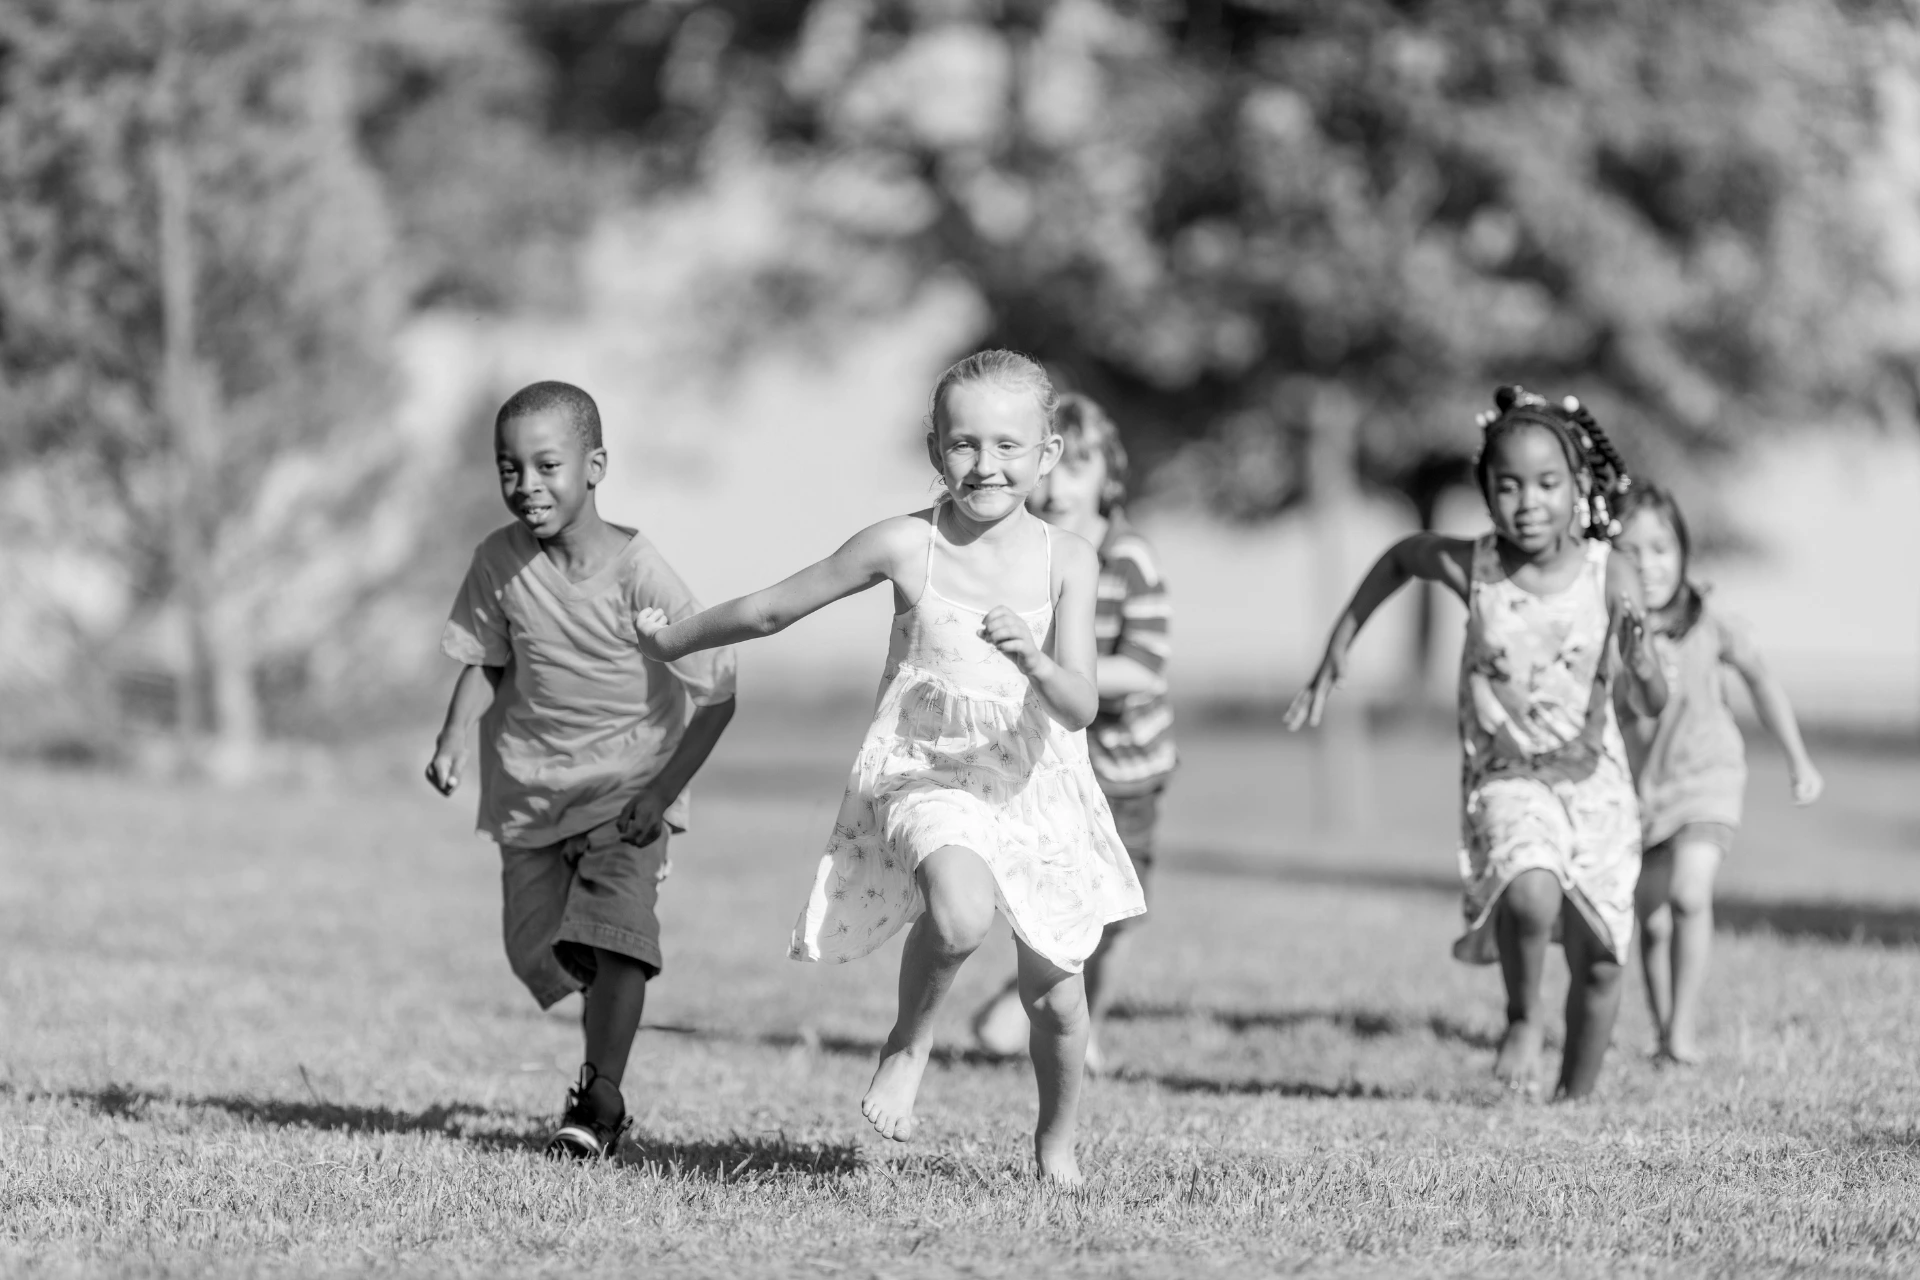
[1493,1019,1545,1098]
[1036,1137,1084,1187]
[861,1039,928,1141]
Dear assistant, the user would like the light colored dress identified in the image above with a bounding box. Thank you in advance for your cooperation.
[789,504,1147,972]
[1453,535,1641,966]
[1617,602,1746,849]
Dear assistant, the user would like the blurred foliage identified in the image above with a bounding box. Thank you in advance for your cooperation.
[517,0,1920,522]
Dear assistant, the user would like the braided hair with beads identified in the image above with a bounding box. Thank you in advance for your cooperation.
[1472,385,1631,541]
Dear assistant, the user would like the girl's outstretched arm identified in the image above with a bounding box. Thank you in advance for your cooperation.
[1606,554,1668,718]
[635,517,922,661]
[1720,616,1823,804]
[981,533,1101,729]
[1286,534,1473,730]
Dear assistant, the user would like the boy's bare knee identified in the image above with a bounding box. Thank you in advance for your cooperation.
[1639,904,1674,944]
[1669,878,1715,919]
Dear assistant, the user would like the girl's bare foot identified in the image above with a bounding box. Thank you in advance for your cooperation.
[1036,1138,1084,1187]
[861,1041,928,1141]
[1493,1019,1544,1097]
[1655,1040,1703,1067]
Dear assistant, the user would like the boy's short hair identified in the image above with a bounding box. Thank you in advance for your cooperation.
[1056,393,1128,513]
[497,381,602,451]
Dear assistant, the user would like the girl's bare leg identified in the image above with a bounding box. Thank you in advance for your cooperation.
[973,922,1125,1071]
[1493,869,1562,1095]
[1635,843,1677,1048]
[1557,902,1625,1100]
[1660,839,1723,1063]
[1015,936,1089,1186]
[862,846,997,1141]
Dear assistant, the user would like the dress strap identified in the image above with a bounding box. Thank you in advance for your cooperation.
[924,499,942,597]
[1039,519,1053,603]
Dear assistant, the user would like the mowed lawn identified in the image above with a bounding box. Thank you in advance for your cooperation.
[3,703,1919,1278]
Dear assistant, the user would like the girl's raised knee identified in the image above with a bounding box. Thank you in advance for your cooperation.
[924,892,995,956]
[1502,870,1562,925]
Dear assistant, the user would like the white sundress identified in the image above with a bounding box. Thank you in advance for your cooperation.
[1453,535,1642,966]
[789,504,1147,973]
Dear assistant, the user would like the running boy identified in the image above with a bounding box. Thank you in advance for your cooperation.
[427,381,736,1159]
[970,393,1175,1073]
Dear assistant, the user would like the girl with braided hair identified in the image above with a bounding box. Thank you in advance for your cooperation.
[1287,386,1666,1100]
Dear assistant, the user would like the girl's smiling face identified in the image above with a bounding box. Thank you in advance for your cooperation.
[928,380,1061,523]
[1483,424,1580,556]
[1616,507,1684,610]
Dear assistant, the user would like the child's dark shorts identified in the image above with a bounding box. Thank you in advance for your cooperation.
[500,820,670,1008]
[1105,788,1163,932]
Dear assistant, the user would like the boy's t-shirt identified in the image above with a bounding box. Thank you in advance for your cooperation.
[441,523,737,849]
[1090,511,1176,797]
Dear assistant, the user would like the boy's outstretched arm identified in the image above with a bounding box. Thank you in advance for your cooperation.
[635,520,914,661]
[1721,619,1823,804]
[1286,534,1472,730]
[427,664,504,794]
[616,696,738,842]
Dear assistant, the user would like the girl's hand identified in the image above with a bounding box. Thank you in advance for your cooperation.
[1789,759,1824,806]
[1285,649,1345,731]
[635,606,671,661]
[425,734,467,796]
[982,605,1045,675]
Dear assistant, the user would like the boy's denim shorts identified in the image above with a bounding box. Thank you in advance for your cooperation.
[500,820,670,1008]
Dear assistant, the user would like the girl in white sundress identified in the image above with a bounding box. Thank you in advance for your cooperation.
[635,350,1143,1183]
[1287,386,1667,1101]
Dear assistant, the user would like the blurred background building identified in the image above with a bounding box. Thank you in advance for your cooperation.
[1,0,1917,773]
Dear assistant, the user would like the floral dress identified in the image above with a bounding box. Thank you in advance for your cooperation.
[790,505,1146,972]
[1453,535,1641,966]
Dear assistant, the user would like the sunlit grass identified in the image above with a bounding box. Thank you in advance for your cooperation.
[3,717,1918,1277]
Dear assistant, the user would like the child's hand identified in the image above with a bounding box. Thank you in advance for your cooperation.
[1790,759,1824,806]
[616,786,668,845]
[425,734,467,795]
[635,606,671,660]
[1285,650,1345,731]
[981,605,1045,675]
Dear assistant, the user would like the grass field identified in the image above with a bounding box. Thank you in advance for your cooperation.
[4,702,1919,1278]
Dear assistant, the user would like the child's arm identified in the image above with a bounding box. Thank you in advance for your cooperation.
[982,534,1101,728]
[1286,534,1473,730]
[426,664,504,795]
[634,518,920,661]
[1720,616,1823,804]
[1606,554,1668,718]
[614,696,738,843]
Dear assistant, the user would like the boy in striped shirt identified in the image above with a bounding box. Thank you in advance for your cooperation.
[971,393,1176,1072]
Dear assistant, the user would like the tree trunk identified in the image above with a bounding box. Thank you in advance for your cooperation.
[1303,382,1370,836]
[155,36,259,779]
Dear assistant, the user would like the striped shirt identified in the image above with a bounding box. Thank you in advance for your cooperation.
[1090,512,1176,795]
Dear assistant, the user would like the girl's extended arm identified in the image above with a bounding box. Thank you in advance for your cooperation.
[1606,554,1668,718]
[1720,618,1823,804]
[1286,534,1473,730]
[982,534,1101,728]
[427,663,504,794]
[635,519,915,661]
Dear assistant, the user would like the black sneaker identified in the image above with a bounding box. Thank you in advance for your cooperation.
[545,1064,630,1160]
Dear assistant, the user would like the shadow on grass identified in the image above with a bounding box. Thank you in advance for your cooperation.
[1172,848,1920,948]
[621,1133,861,1179]
[1117,1072,1403,1100]
[63,1084,536,1152]
[1716,896,1920,947]
[1106,1000,1501,1050]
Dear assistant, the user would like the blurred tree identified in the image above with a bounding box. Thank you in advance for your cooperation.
[0,0,407,772]
[532,0,1920,686]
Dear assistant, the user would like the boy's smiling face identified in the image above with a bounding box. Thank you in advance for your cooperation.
[496,408,604,540]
